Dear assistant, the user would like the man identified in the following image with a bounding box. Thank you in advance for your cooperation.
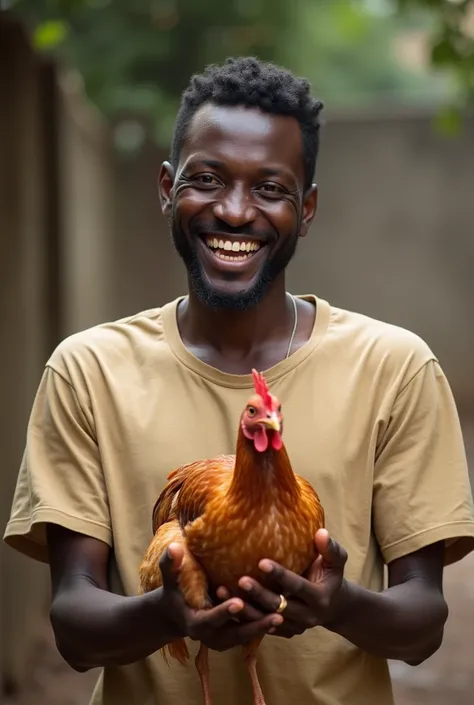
[4,57,474,705]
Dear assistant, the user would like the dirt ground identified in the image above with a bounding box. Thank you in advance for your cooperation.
[4,420,474,705]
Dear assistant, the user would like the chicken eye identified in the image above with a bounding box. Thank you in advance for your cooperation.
[278,404,282,412]
[247,406,256,417]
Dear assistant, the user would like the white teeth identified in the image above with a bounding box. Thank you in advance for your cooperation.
[214,252,250,261]
[205,237,262,259]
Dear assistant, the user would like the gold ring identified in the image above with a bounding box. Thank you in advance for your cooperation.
[276,594,288,614]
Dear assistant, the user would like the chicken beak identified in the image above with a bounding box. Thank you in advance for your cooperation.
[259,414,281,433]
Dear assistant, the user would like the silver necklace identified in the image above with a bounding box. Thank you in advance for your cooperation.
[285,293,298,359]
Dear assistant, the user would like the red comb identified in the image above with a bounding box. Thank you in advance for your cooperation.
[251,369,272,407]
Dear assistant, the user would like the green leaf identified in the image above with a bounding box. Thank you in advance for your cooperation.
[431,37,459,67]
[433,104,463,135]
[33,20,68,50]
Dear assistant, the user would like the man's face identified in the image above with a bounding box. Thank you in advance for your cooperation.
[160,104,317,311]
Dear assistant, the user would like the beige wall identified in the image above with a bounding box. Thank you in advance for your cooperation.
[58,72,116,338]
[0,16,54,687]
[112,111,474,410]
[0,15,114,689]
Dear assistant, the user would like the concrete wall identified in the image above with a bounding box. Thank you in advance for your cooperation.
[0,14,115,691]
[0,15,56,689]
[58,72,116,337]
[112,111,474,410]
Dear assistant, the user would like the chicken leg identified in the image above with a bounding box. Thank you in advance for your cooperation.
[195,643,213,705]
[243,637,267,705]
[243,651,267,705]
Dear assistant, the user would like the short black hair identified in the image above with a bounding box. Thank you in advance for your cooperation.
[171,56,324,191]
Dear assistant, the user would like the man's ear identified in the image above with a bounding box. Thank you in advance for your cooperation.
[300,184,318,237]
[158,161,175,216]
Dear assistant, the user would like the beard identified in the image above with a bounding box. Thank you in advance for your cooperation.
[170,210,300,312]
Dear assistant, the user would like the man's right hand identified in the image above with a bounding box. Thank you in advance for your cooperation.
[158,543,283,652]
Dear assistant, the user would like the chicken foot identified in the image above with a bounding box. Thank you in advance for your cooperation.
[195,643,213,705]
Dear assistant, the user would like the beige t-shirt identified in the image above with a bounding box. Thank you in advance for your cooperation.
[4,295,474,705]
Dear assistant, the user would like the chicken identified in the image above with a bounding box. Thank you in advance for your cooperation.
[138,369,325,705]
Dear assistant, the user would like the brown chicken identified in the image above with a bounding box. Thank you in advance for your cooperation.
[138,370,325,705]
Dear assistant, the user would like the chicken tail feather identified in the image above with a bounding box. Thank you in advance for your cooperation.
[163,638,190,665]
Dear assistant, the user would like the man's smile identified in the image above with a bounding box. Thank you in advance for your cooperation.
[197,235,269,270]
[202,234,266,261]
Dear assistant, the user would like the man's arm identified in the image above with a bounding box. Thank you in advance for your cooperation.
[47,525,179,671]
[326,540,448,665]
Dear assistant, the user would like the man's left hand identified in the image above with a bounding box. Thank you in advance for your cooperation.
[217,529,349,638]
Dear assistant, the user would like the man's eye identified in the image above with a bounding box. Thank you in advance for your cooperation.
[195,174,220,185]
[259,183,284,194]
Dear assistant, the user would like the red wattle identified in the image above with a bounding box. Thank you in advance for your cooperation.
[271,432,283,450]
[254,427,269,452]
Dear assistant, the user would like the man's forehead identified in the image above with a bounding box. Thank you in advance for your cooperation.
[190,103,292,132]
[181,103,304,178]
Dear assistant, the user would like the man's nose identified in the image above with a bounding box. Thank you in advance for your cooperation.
[212,188,257,228]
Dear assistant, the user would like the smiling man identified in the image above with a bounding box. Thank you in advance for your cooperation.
[4,57,474,705]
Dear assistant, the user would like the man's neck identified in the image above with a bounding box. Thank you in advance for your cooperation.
[177,278,294,360]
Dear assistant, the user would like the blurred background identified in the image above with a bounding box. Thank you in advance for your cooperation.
[1,1,473,703]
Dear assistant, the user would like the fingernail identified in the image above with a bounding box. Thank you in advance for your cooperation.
[240,579,252,591]
[229,602,242,614]
[268,627,276,634]
[259,560,273,573]
[271,616,283,626]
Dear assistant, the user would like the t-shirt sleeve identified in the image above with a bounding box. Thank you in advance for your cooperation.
[3,365,112,563]
[373,359,474,566]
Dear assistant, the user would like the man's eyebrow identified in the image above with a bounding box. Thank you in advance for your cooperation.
[183,158,225,170]
[258,166,283,176]
[257,166,295,180]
